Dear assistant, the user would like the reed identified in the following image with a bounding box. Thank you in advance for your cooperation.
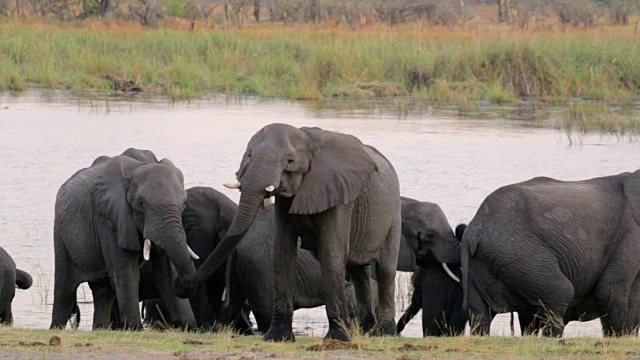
[0,21,638,105]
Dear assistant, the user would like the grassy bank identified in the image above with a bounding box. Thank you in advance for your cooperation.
[0,328,639,359]
[0,21,639,103]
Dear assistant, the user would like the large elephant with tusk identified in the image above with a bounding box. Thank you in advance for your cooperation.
[50,149,200,330]
[175,123,406,342]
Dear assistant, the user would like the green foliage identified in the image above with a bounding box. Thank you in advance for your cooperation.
[0,24,639,103]
[165,0,186,18]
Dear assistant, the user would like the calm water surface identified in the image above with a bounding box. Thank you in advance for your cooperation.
[1,92,638,338]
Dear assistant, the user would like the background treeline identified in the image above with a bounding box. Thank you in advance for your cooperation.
[0,0,639,28]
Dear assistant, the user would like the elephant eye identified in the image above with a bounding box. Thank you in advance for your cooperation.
[287,159,295,165]
[425,232,436,240]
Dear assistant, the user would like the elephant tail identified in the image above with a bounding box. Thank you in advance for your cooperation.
[15,269,33,290]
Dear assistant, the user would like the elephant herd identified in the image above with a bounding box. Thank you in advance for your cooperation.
[1,122,638,341]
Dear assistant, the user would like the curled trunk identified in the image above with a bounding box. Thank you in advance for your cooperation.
[175,191,265,298]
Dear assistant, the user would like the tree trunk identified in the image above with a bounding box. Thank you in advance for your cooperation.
[224,0,229,27]
[310,0,319,23]
[253,0,259,22]
[504,0,511,22]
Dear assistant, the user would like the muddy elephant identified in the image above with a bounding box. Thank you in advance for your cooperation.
[462,171,640,337]
[50,150,199,330]
[0,247,33,325]
[176,123,409,342]
[221,204,378,333]
[395,197,467,337]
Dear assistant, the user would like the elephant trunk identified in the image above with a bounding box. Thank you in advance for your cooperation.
[145,212,196,282]
[175,190,266,298]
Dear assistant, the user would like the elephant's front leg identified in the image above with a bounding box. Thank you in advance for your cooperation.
[109,250,143,330]
[263,218,298,342]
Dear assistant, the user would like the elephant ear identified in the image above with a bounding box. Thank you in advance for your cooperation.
[99,156,143,252]
[290,129,377,215]
[624,170,640,226]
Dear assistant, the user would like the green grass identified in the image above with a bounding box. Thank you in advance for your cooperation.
[0,22,639,104]
[0,327,639,359]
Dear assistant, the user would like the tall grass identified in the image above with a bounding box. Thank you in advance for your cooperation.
[0,21,639,103]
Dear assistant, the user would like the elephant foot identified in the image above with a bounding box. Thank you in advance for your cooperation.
[369,319,397,337]
[325,326,352,342]
[359,313,376,333]
[263,325,295,342]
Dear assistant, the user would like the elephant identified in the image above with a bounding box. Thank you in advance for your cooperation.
[462,171,640,337]
[221,204,378,334]
[394,197,467,337]
[176,123,427,342]
[50,150,200,330]
[0,247,33,325]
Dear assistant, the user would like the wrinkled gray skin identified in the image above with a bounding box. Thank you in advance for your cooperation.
[176,124,402,342]
[0,247,33,325]
[463,171,640,337]
[221,205,378,333]
[394,197,465,336]
[50,149,197,330]
[69,150,197,330]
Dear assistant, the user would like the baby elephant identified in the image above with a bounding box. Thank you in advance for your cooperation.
[0,247,33,324]
[396,197,467,337]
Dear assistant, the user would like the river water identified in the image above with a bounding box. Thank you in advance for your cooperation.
[0,91,637,338]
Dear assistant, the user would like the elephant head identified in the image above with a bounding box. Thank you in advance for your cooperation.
[98,155,197,282]
[175,123,377,297]
[400,197,462,266]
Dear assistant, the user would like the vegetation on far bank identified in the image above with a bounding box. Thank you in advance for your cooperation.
[0,327,639,359]
[0,19,639,105]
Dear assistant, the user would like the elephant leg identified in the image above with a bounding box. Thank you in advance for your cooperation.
[421,285,448,336]
[347,265,375,333]
[89,280,115,330]
[395,291,420,335]
[50,248,81,329]
[369,222,401,337]
[109,251,143,330]
[518,310,541,336]
[262,219,298,342]
[315,212,352,342]
[220,259,253,335]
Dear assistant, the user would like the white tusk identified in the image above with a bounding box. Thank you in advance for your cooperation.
[143,239,152,261]
[221,287,227,302]
[223,182,241,189]
[442,263,460,283]
[263,196,274,207]
[265,185,276,192]
[187,245,200,260]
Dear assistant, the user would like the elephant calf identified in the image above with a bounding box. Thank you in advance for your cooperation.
[0,247,33,325]
[220,204,376,334]
[396,197,467,337]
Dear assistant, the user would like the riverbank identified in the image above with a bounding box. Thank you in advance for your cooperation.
[0,328,638,359]
[1,21,639,104]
